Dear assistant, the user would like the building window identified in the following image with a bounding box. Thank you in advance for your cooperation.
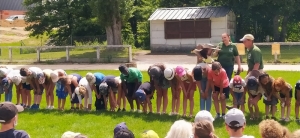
[164,19,211,39]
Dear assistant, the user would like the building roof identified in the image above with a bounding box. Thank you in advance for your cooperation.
[148,6,230,21]
[0,0,27,11]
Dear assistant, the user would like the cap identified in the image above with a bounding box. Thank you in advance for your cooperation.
[61,131,81,138]
[0,68,7,77]
[1,78,9,89]
[0,102,24,123]
[135,89,146,102]
[50,71,59,83]
[164,68,175,80]
[295,80,300,90]
[37,74,45,84]
[141,130,159,138]
[202,43,218,49]
[194,110,214,123]
[99,82,108,95]
[11,75,21,85]
[86,72,96,85]
[225,108,246,127]
[240,34,254,41]
[233,75,242,85]
[118,65,128,73]
[114,122,128,135]
[175,66,186,77]
[149,66,162,79]
[247,76,258,90]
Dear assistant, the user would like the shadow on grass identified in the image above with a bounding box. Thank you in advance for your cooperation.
[23,109,184,123]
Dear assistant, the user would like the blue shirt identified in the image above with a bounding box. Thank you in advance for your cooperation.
[0,129,30,138]
[94,73,105,85]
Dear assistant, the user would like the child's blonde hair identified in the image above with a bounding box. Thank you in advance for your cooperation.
[193,120,217,138]
[259,119,290,138]
[78,85,87,96]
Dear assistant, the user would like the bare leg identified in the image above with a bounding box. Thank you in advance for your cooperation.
[213,92,220,115]
[265,105,270,117]
[58,99,61,110]
[175,88,181,114]
[27,90,32,107]
[61,99,66,110]
[296,102,299,119]
[221,93,226,115]
[156,89,162,113]
[189,90,195,116]
[162,89,168,113]
[183,93,188,116]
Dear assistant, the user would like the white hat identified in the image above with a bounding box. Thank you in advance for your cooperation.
[196,63,207,69]
[240,34,254,41]
[164,68,175,80]
[86,72,96,85]
[194,110,214,123]
[61,131,81,138]
[11,75,22,85]
[225,108,246,127]
[0,68,7,77]
[114,76,121,84]
[50,71,59,83]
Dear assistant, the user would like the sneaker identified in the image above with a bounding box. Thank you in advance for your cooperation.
[122,108,126,112]
[50,106,54,109]
[46,106,50,109]
[30,104,37,109]
[117,108,121,112]
[284,118,290,122]
[169,112,174,116]
[265,116,270,119]
[279,118,285,121]
[214,114,220,119]
[137,110,142,113]
[296,118,300,123]
[271,116,277,120]
[130,109,135,112]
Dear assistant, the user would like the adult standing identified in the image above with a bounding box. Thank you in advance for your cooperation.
[213,33,242,99]
[240,34,264,80]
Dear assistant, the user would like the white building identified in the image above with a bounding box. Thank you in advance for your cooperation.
[148,6,236,53]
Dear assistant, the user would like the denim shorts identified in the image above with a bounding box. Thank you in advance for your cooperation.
[233,92,245,105]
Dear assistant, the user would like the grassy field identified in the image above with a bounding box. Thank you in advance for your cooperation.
[2,70,300,138]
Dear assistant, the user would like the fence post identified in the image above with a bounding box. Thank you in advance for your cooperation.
[8,47,12,62]
[128,46,132,62]
[36,48,40,62]
[96,46,100,61]
[66,46,70,62]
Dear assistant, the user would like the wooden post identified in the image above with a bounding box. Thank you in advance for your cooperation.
[36,48,40,62]
[96,47,100,61]
[9,47,12,62]
[128,46,132,62]
[274,52,278,63]
[66,46,70,61]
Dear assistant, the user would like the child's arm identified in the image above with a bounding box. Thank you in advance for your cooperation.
[109,88,116,109]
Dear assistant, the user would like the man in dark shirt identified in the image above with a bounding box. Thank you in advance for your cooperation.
[0,102,30,138]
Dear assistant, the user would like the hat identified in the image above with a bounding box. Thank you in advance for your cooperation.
[135,89,146,102]
[99,82,108,95]
[0,102,24,123]
[194,110,214,123]
[61,131,81,138]
[86,73,96,85]
[296,80,300,90]
[233,75,242,85]
[149,66,162,79]
[247,76,258,91]
[118,65,128,73]
[175,66,186,77]
[37,74,45,84]
[114,122,128,135]
[164,68,175,80]
[141,130,159,138]
[202,43,218,49]
[11,75,21,85]
[240,34,254,41]
[0,68,7,77]
[1,78,9,88]
[50,71,59,83]
[225,108,246,127]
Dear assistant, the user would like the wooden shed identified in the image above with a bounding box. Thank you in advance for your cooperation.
[148,6,236,53]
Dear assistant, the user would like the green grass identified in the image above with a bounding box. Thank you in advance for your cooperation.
[2,70,300,138]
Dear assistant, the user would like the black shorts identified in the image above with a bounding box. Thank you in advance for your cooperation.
[22,83,32,90]
[214,86,230,98]
[280,89,292,98]
[71,94,84,104]
[263,96,278,106]
[193,66,202,81]
[126,82,137,98]
[295,89,300,100]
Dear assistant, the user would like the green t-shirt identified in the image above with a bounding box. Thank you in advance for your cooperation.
[247,45,264,71]
[217,42,239,67]
[120,68,143,83]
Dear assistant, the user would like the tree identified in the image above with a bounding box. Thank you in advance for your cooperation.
[24,0,104,45]
[90,0,134,45]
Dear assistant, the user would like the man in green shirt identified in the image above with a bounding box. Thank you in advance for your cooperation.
[240,34,264,81]
[119,65,143,112]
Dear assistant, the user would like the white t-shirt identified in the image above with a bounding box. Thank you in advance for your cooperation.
[28,67,43,78]
[77,77,92,106]
[229,78,246,93]
[0,67,13,77]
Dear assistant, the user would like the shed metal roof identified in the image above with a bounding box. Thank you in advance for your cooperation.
[0,0,26,11]
[148,6,230,21]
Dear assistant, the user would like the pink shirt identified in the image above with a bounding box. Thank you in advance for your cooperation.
[208,68,229,88]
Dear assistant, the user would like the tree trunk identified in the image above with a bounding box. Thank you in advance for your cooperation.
[106,26,114,45]
[112,16,122,45]
[280,15,289,42]
[273,15,280,41]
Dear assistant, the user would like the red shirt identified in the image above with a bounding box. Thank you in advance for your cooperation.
[208,68,229,88]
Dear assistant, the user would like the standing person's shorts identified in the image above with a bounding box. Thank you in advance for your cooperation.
[280,89,293,98]
[126,82,138,98]
[22,83,32,91]
[183,82,196,92]
[263,95,278,106]
[295,89,300,100]
[214,86,230,98]
[71,93,83,104]
[95,96,106,110]
[233,92,245,105]
[56,90,68,99]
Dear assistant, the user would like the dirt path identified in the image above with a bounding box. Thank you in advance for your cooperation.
[0,27,29,43]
